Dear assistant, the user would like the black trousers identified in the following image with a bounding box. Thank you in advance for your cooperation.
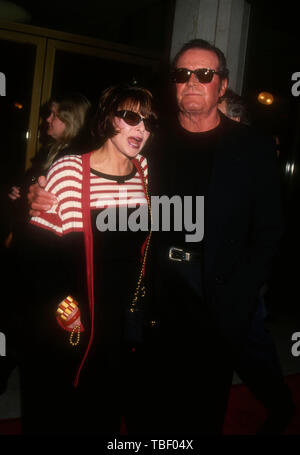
[144,256,234,436]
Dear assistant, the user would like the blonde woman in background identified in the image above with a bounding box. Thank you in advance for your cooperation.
[8,92,92,202]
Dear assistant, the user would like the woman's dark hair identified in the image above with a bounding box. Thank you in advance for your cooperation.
[171,38,229,82]
[92,84,157,144]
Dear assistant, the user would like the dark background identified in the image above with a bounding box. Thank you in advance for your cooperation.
[244,1,300,141]
[7,0,175,53]
[242,0,300,313]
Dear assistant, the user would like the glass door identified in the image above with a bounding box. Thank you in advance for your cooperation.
[41,39,160,108]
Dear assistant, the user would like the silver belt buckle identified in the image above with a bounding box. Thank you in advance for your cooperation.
[168,247,191,262]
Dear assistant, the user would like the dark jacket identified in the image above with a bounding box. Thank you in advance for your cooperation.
[147,114,282,356]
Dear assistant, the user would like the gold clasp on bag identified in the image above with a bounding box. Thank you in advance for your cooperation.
[56,296,83,346]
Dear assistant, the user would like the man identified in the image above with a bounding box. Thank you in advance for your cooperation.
[28,39,284,435]
[146,38,285,435]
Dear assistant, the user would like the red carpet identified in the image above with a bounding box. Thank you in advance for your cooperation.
[223,373,300,435]
[1,374,299,435]
[0,418,22,435]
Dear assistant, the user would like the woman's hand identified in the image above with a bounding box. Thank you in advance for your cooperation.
[8,186,21,201]
[28,176,58,216]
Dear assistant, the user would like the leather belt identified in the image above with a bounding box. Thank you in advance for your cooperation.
[168,246,201,263]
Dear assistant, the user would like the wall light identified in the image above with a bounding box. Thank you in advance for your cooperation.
[258,92,274,105]
[285,161,295,176]
[14,102,23,109]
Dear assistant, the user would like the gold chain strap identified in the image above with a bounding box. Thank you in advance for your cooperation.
[69,324,81,346]
[130,168,152,314]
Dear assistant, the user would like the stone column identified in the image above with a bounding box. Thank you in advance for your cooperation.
[170,0,251,94]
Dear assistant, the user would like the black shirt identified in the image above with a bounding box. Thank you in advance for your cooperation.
[149,114,228,249]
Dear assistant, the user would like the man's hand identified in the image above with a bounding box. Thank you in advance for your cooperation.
[28,176,58,217]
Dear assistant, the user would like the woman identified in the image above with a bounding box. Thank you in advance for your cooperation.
[41,92,92,171]
[20,84,157,436]
[8,92,92,202]
[6,92,92,244]
[0,94,92,397]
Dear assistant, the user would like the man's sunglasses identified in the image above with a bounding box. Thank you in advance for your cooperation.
[115,110,156,132]
[171,67,223,84]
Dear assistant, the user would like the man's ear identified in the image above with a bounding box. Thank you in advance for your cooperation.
[219,78,228,98]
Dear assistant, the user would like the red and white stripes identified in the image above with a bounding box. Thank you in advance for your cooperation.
[30,154,148,236]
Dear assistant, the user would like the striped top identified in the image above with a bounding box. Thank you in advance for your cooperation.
[30,153,148,236]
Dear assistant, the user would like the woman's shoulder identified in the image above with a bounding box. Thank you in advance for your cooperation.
[135,153,148,169]
[50,154,83,169]
[134,154,148,184]
[47,154,83,178]
[45,154,83,193]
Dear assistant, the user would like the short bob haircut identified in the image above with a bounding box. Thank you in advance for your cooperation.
[92,84,157,144]
[171,38,229,82]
